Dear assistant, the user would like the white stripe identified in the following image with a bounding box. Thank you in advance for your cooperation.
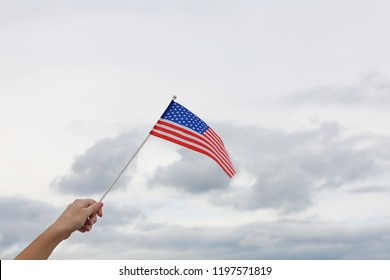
[154,121,235,174]
[208,128,224,146]
[203,130,235,171]
[207,129,231,158]
[151,128,234,177]
[152,124,235,176]
[158,120,236,174]
[158,119,233,165]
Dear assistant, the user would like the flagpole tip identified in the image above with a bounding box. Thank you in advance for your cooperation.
[172,95,177,100]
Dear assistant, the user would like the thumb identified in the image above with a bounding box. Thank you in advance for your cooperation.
[86,201,104,216]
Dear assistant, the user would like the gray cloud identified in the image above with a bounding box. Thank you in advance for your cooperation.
[350,185,390,194]
[150,148,230,194]
[220,122,390,212]
[50,121,390,214]
[0,196,145,259]
[3,196,390,260]
[51,131,139,196]
[0,196,58,259]
[55,219,390,260]
[101,204,146,227]
[148,122,390,213]
[285,73,390,108]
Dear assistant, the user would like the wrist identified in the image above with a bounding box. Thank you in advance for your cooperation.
[46,221,73,242]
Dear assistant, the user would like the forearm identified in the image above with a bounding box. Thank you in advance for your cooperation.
[14,224,66,260]
[14,199,103,260]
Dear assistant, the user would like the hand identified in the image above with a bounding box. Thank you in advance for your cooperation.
[14,198,104,260]
[52,199,104,240]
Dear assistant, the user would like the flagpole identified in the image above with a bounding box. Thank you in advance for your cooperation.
[99,96,177,202]
[99,134,151,202]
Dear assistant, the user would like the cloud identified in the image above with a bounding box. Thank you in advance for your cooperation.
[51,131,139,196]
[285,73,390,108]
[3,196,390,260]
[101,204,146,227]
[49,121,390,214]
[149,148,231,194]
[0,196,58,259]
[55,219,390,260]
[0,196,146,259]
[219,122,390,213]
[147,122,390,213]
[350,185,390,194]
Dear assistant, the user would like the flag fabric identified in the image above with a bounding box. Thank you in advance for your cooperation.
[150,100,236,178]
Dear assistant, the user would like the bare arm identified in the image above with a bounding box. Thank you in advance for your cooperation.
[14,199,103,260]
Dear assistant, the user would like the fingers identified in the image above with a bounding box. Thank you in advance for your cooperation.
[67,199,104,234]
[78,201,104,233]
[78,218,93,233]
[78,225,88,233]
[88,212,98,225]
[86,201,104,217]
[97,206,103,218]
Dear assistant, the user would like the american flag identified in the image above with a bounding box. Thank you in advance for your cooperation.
[150,100,236,178]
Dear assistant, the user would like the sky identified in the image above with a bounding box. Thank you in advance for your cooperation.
[1,0,390,259]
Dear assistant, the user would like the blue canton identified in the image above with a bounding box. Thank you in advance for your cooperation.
[161,101,209,134]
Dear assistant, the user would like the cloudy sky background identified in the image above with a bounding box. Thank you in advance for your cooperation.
[2,0,390,259]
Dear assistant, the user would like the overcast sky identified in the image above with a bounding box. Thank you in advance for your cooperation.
[2,0,390,259]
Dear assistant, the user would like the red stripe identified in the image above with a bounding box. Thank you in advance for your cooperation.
[203,130,235,172]
[151,125,235,177]
[153,120,236,175]
[156,120,236,174]
[150,130,234,177]
[208,128,224,147]
[206,129,233,168]
[156,120,200,139]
